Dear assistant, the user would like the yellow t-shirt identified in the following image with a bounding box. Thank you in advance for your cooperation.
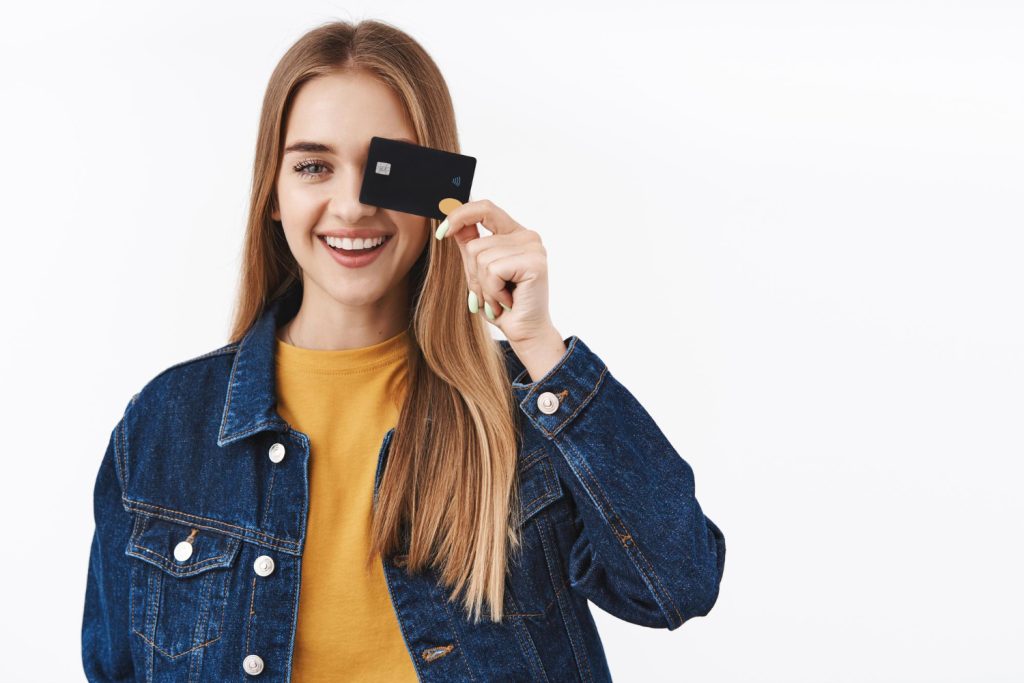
[274,327,418,682]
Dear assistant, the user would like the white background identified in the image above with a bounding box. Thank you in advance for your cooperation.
[2,1,1022,681]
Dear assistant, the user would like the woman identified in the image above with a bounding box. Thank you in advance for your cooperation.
[81,19,725,682]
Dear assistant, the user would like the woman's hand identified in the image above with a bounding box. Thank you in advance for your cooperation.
[435,198,567,380]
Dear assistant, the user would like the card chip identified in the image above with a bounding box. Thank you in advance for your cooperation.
[375,161,392,176]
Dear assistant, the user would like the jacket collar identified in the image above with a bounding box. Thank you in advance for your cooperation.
[217,281,303,447]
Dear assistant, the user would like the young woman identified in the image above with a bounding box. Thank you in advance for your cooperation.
[81,19,725,682]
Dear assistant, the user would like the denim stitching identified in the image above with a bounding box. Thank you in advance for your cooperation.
[557,435,683,627]
[504,583,550,681]
[114,396,139,495]
[128,516,240,575]
[123,499,301,552]
[518,446,547,471]
[534,513,593,683]
[218,347,243,442]
[432,579,477,682]
[380,558,426,681]
[524,358,684,627]
[260,463,278,528]
[568,437,682,626]
[224,420,285,443]
[130,567,224,660]
[189,558,215,678]
[284,554,302,677]
[191,568,229,682]
[287,428,311,560]
[138,342,239,441]
[132,630,222,660]
[127,517,231,662]
[503,523,560,619]
[115,415,127,494]
[127,545,233,575]
[245,576,256,652]
[156,344,238,378]
[522,458,564,524]
[527,365,608,438]
[148,566,159,680]
[521,462,561,521]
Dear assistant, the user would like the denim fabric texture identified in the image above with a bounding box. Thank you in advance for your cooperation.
[81,282,726,682]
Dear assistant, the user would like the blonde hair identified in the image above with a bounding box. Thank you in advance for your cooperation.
[226,19,523,624]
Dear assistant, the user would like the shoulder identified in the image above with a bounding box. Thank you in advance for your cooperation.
[125,341,240,421]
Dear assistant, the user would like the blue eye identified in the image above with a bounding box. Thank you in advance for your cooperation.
[293,159,330,178]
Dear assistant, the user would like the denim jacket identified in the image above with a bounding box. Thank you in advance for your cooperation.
[81,283,726,682]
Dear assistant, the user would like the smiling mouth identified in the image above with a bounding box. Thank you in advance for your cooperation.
[319,234,393,253]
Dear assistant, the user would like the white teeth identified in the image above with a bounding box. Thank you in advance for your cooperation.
[324,235,386,250]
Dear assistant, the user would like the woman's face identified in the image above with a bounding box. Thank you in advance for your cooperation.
[271,70,429,309]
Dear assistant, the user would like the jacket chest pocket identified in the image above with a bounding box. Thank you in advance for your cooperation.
[505,448,566,619]
[126,514,241,659]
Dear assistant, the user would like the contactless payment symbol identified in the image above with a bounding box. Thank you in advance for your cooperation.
[375,161,391,176]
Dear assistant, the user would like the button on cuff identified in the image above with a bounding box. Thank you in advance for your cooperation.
[511,336,607,437]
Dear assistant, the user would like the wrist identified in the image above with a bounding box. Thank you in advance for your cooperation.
[510,327,568,383]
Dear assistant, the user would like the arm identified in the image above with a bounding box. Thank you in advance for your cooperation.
[82,396,138,681]
[510,335,726,630]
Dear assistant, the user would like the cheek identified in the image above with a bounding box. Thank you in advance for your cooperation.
[393,215,431,248]
[277,180,325,220]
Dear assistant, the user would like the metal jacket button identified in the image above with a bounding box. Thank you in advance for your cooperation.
[268,442,286,463]
[242,654,264,675]
[254,555,275,577]
[537,391,560,415]
[173,541,193,562]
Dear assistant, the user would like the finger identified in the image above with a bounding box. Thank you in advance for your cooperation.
[477,249,524,319]
[435,198,525,242]
[466,232,535,318]
[448,223,484,314]
[450,222,505,315]
[433,199,527,317]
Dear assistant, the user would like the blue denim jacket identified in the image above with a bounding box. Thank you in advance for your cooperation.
[82,283,726,682]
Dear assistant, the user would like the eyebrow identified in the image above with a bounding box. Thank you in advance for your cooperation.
[283,137,415,154]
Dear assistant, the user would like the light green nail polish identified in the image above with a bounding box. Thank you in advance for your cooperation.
[499,301,512,311]
[484,302,495,321]
[435,218,449,240]
[468,290,478,313]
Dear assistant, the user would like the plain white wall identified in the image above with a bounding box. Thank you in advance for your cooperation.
[2,1,1021,680]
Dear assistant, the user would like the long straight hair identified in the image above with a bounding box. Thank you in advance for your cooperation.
[226,20,523,624]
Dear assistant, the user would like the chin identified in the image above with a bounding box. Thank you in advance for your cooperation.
[324,281,390,307]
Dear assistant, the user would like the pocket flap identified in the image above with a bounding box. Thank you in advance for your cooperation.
[126,514,241,577]
[517,448,564,526]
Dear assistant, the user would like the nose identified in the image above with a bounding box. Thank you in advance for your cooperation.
[327,162,376,223]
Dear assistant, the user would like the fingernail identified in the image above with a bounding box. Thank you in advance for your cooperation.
[435,218,449,240]
[468,290,479,313]
[499,302,511,311]
[484,302,495,321]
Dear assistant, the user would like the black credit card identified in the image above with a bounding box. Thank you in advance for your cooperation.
[359,136,476,221]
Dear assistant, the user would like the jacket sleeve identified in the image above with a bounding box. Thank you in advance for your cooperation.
[82,395,138,681]
[510,335,725,630]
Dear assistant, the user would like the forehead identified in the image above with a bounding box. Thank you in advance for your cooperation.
[284,71,417,151]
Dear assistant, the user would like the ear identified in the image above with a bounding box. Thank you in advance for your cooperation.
[270,195,281,222]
